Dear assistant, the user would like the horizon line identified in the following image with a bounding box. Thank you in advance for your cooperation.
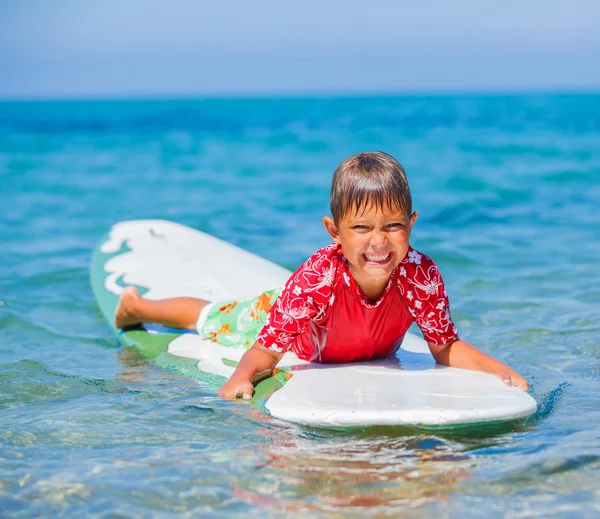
[1,85,599,103]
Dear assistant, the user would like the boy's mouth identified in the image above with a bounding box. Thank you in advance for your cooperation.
[362,252,393,265]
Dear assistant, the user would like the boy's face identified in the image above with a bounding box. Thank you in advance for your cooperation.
[323,204,418,289]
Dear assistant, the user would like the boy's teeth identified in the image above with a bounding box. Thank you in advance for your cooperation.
[365,253,390,261]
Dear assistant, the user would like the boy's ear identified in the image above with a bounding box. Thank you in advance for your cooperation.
[409,211,418,230]
[322,216,341,244]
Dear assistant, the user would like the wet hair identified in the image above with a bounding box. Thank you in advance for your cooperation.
[330,152,412,224]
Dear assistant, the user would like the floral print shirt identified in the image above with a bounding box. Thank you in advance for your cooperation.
[257,243,458,363]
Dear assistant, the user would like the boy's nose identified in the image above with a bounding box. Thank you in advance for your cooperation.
[370,231,387,246]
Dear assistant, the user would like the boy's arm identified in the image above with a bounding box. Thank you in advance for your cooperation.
[217,342,284,400]
[428,339,529,391]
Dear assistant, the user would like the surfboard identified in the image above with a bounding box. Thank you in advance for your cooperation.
[91,220,537,427]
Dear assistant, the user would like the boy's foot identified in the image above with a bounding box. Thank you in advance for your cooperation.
[115,286,143,329]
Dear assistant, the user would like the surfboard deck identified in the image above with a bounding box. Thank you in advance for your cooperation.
[91,220,537,427]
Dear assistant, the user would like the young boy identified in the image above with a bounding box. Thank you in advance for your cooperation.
[115,152,529,399]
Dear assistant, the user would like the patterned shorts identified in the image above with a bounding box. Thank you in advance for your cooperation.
[196,289,281,348]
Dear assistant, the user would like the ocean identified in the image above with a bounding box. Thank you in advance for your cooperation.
[1,94,599,518]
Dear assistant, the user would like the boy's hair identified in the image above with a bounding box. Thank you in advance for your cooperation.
[330,152,412,224]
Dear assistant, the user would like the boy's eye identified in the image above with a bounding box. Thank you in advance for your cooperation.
[351,223,404,232]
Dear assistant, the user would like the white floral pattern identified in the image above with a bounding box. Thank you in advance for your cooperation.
[408,250,422,264]
[396,257,458,342]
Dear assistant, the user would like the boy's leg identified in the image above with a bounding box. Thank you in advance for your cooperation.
[115,286,209,330]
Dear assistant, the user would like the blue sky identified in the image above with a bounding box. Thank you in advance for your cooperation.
[1,0,598,98]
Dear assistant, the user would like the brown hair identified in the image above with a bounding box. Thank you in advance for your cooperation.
[330,152,412,224]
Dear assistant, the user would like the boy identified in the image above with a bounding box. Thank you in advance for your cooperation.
[115,152,529,399]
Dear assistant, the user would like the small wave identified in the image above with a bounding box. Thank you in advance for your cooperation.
[526,382,572,424]
[0,359,135,409]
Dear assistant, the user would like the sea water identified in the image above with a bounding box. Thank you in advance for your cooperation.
[1,94,599,518]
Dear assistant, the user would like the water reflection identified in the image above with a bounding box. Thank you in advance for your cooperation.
[231,426,475,517]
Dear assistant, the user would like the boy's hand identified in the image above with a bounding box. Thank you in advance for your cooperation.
[498,370,529,392]
[217,378,254,400]
[216,342,282,401]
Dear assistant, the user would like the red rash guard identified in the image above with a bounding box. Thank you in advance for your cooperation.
[257,243,458,363]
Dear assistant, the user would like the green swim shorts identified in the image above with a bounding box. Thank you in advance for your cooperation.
[196,289,281,348]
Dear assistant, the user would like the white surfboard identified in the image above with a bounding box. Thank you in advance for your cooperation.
[91,220,537,427]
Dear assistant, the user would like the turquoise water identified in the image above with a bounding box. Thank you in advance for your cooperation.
[1,94,599,517]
